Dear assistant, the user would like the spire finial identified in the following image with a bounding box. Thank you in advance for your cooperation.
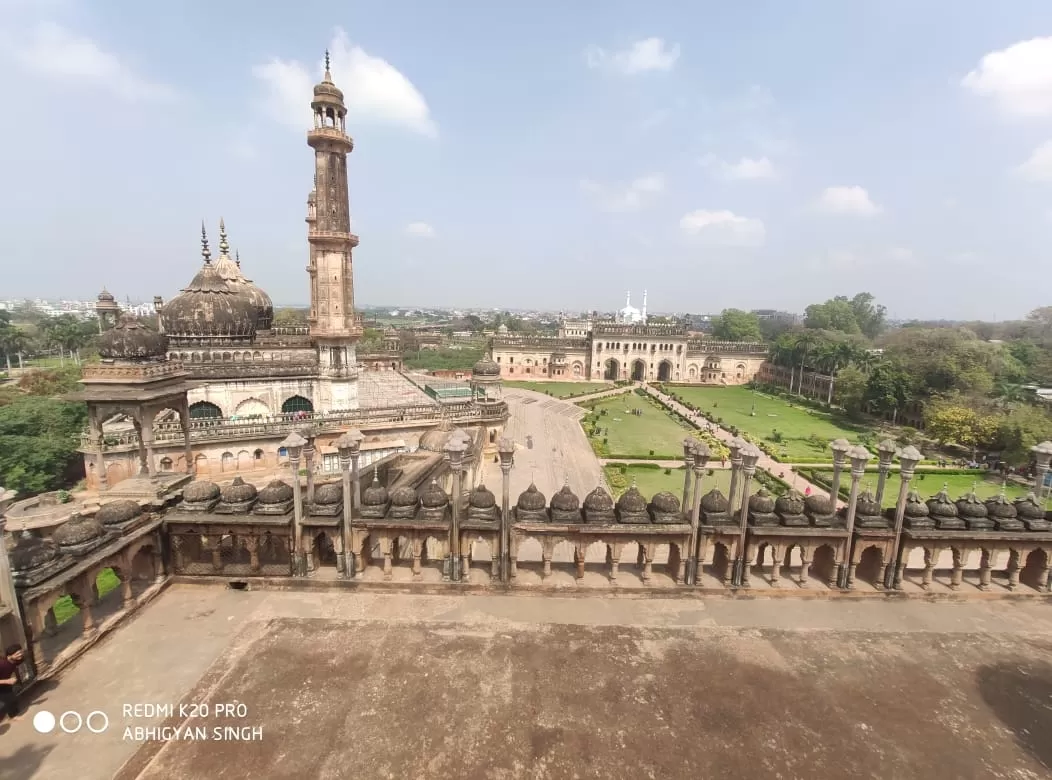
[324,49,332,79]
[372,467,378,484]
[218,218,230,256]
[200,222,212,264]
[235,249,241,268]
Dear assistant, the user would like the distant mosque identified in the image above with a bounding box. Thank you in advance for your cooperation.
[616,290,648,324]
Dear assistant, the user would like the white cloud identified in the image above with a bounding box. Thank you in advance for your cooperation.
[406,222,435,238]
[1016,140,1052,180]
[254,28,436,137]
[816,185,882,216]
[962,37,1052,118]
[580,174,665,212]
[679,209,766,247]
[585,38,680,75]
[1,21,176,102]
[888,247,914,262]
[699,154,777,181]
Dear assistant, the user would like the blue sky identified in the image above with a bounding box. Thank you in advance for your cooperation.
[1,0,1051,320]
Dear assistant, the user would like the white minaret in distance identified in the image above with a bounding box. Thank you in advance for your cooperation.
[642,290,648,323]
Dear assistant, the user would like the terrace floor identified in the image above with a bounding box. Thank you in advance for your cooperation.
[4,586,1052,779]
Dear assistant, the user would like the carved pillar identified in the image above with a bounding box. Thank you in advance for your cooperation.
[921,546,940,589]
[139,408,157,478]
[0,517,27,649]
[89,406,109,490]
[686,444,708,585]
[179,400,194,475]
[828,439,850,506]
[950,548,971,590]
[131,416,149,477]
[247,535,260,573]
[1007,549,1022,591]
[770,545,782,587]
[290,452,305,576]
[340,454,352,577]
[351,450,361,512]
[886,456,918,590]
[731,446,760,587]
[303,442,316,506]
[839,447,869,589]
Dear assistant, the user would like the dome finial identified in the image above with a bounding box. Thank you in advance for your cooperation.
[235,249,241,268]
[371,467,379,484]
[200,221,212,264]
[218,218,230,256]
[324,49,332,80]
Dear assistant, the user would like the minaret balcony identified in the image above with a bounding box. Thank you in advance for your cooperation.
[308,229,360,248]
[307,126,354,150]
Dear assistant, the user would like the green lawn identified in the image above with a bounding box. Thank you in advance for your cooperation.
[583,392,701,459]
[604,464,734,500]
[504,381,613,398]
[52,568,121,625]
[805,469,1030,508]
[666,385,870,461]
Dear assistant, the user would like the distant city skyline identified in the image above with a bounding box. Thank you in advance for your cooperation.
[2,2,1051,320]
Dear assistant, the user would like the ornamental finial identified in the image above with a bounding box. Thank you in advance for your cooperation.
[324,50,331,79]
[200,222,211,264]
[218,218,230,256]
[235,249,241,268]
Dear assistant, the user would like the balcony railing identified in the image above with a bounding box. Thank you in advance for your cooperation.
[686,340,768,355]
[81,401,508,451]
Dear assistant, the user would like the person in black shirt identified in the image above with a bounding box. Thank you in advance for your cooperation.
[0,644,25,721]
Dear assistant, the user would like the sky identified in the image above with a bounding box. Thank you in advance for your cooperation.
[1,0,1052,320]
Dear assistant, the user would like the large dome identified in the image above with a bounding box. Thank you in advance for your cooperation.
[98,314,168,361]
[212,221,274,331]
[160,226,256,341]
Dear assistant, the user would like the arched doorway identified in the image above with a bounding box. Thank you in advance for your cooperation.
[189,401,222,419]
[603,358,620,381]
[631,360,646,381]
[657,360,673,382]
[281,395,314,415]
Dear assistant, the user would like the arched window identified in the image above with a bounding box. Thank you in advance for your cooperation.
[189,401,222,419]
[254,448,264,461]
[159,457,173,472]
[281,395,314,414]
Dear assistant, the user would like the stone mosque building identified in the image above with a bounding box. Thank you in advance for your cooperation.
[78,55,508,490]
[491,289,768,383]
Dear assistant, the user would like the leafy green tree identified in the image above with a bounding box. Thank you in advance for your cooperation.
[847,292,887,339]
[923,399,1000,458]
[710,309,762,342]
[864,360,913,419]
[994,405,1052,464]
[804,297,862,335]
[833,365,868,417]
[273,307,308,327]
[0,396,87,493]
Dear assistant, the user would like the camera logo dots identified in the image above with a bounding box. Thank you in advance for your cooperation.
[32,710,109,734]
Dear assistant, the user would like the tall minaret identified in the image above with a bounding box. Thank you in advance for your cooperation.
[642,290,648,323]
[307,50,362,410]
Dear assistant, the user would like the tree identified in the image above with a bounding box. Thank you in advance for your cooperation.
[710,309,762,342]
[847,292,887,339]
[994,405,1052,465]
[923,400,1000,458]
[804,297,861,335]
[864,360,913,420]
[273,307,308,327]
[0,321,29,372]
[0,396,87,493]
[833,365,868,417]
[43,314,89,365]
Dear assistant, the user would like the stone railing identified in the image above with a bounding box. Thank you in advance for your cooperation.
[270,326,310,336]
[592,323,688,337]
[81,361,186,381]
[81,400,508,451]
[686,340,768,355]
[186,362,320,379]
[491,336,590,350]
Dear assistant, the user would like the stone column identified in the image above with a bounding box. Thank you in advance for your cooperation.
[339,452,352,576]
[686,445,709,585]
[302,438,316,506]
[886,446,922,590]
[445,440,468,582]
[140,411,157,478]
[0,517,27,650]
[875,440,897,507]
[351,450,362,512]
[829,439,851,506]
[132,417,149,477]
[726,438,745,515]
[89,407,109,490]
[681,439,695,520]
[498,438,515,584]
[278,432,308,577]
[732,446,760,587]
[179,400,194,475]
[839,446,870,589]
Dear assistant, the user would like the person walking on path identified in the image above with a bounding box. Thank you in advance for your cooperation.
[0,644,26,722]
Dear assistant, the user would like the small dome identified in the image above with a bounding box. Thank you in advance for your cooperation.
[183,480,220,503]
[984,492,1017,519]
[97,288,115,303]
[212,245,274,332]
[389,486,419,507]
[96,499,142,526]
[313,482,342,506]
[775,489,806,516]
[927,489,958,518]
[904,490,930,517]
[583,486,614,513]
[650,491,681,514]
[98,315,168,360]
[420,480,449,508]
[805,493,834,515]
[419,420,454,453]
[220,477,258,504]
[550,484,580,512]
[11,532,58,572]
[257,480,294,505]
[313,74,345,102]
[701,488,730,514]
[1014,493,1046,520]
[517,483,547,511]
[472,356,501,377]
[469,484,497,509]
[854,489,881,518]
[362,474,389,506]
[616,486,647,514]
[956,491,988,519]
[748,488,776,514]
[52,513,106,549]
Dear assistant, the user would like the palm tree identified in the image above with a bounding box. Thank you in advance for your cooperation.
[0,327,28,372]
[791,331,819,397]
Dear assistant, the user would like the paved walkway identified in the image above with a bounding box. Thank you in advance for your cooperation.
[5,585,1052,779]
[644,385,844,507]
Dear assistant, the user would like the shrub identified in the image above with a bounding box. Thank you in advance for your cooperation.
[664,468,672,475]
